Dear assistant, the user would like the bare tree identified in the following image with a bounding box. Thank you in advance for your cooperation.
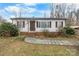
[50,3,67,18]
[66,4,77,26]
[50,3,78,26]
[75,9,79,25]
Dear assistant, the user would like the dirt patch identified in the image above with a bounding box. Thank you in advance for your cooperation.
[9,41,24,48]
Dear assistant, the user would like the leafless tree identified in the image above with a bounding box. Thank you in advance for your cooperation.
[50,3,79,26]
[75,9,79,25]
[50,3,67,18]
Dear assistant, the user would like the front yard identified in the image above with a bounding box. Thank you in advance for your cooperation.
[0,36,79,56]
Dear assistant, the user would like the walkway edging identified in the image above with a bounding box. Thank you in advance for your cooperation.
[24,37,79,46]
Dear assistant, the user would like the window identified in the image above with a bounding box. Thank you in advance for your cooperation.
[40,22,46,28]
[56,21,58,28]
[37,21,51,28]
[23,21,25,28]
[61,21,63,27]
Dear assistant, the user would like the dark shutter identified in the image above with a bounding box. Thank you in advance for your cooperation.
[56,21,57,28]
[23,21,25,28]
[50,22,51,28]
[61,22,63,27]
[17,21,19,28]
[37,21,38,28]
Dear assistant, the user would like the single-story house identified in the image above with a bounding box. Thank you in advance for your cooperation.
[11,18,67,33]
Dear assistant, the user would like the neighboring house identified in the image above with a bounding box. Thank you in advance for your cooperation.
[11,18,67,33]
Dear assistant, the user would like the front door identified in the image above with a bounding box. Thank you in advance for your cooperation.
[30,21,35,31]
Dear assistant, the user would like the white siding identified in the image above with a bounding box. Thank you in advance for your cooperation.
[12,19,65,32]
[12,20,29,32]
[35,20,65,32]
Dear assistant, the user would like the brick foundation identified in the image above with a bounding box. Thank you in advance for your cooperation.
[20,32,62,37]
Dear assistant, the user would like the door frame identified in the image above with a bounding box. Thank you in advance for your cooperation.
[29,21,36,32]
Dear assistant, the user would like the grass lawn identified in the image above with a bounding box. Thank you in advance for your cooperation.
[0,36,79,56]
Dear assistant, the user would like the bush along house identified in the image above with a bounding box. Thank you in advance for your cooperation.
[11,17,67,35]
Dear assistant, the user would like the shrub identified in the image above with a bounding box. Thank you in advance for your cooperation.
[10,25,19,36]
[0,22,19,37]
[61,26,75,36]
[42,29,53,37]
[42,29,49,37]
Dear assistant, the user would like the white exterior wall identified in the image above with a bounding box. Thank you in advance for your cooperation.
[35,20,65,32]
[12,20,29,32]
[12,19,65,32]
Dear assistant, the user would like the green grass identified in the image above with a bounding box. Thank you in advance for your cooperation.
[0,36,79,56]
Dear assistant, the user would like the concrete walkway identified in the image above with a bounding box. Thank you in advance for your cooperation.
[24,37,79,46]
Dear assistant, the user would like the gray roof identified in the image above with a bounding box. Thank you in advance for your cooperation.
[11,17,67,20]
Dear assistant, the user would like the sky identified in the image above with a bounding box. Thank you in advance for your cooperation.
[0,3,79,22]
[0,3,51,22]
